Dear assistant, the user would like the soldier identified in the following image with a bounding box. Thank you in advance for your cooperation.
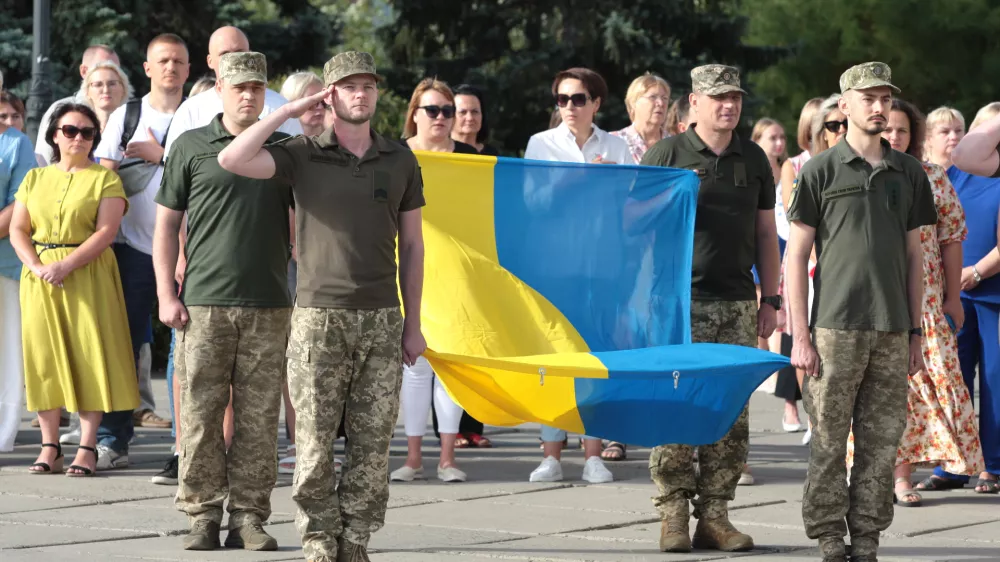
[216,51,426,562]
[640,65,781,552]
[153,52,293,551]
[785,62,936,561]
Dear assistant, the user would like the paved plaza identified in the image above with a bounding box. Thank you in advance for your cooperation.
[1,373,998,561]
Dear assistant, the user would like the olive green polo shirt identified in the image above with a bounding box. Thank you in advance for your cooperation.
[786,137,937,332]
[155,114,292,307]
[266,128,425,309]
[641,125,776,301]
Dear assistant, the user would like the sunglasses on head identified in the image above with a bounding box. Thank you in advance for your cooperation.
[419,105,456,119]
[58,125,97,141]
[555,93,591,108]
[824,120,848,133]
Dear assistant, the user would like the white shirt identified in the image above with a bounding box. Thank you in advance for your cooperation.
[163,88,302,157]
[95,95,175,255]
[524,123,631,165]
[35,92,89,165]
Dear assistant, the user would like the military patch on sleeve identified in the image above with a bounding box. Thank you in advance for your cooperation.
[788,178,799,206]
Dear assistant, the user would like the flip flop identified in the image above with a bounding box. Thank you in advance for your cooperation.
[600,442,627,461]
[975,476,1000,494]
[914,475,965,491]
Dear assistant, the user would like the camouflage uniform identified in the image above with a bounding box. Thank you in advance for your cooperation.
[287,306,404,561]
[650,300,755,520]
[802,329,908,558]
[175,306,292,527]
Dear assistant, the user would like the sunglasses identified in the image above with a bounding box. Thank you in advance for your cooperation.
[555,93,592,108]
[824,120,848,133]
[419,105,456,119]
[58,125,97,141]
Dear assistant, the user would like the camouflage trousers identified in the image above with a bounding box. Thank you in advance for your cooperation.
[802,328,908,556]
[286,306,404,560]
[174,306,291,528]
[650,300,755,520]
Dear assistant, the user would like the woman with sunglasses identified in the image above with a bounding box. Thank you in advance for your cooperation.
[392,78,474,484]
[522,67,626,484]
[778,94,845,446]
[9,103,138,476]
[0,91,36,453]
[841,99,983,507]
[80,61,132,132]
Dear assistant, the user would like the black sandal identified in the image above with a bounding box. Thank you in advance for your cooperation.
[601,441,627,461]
[29,443,64,475]
[67,445,99,477]
[975,476,1000,494]
[914,475,965,491]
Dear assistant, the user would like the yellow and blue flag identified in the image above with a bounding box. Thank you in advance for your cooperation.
[414,152,789,447]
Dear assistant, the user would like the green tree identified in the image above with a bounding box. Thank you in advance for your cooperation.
[744,0,1000,138]
[381,0,781,154]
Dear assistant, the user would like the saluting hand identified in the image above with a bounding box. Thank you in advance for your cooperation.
[791,338,820,377]
[159,295,189,330]
[284,86,332,119]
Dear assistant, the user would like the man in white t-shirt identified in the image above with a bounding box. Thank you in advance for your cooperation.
[35,45,119,165]
[90,33,191,470]
[163,26,302,158]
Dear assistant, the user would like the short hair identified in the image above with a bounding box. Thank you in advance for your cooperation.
[82,44,117,65]
[280,72,323,103]
[551,67,608,104]
[147,33,187,58]
[189,75,216,97]
[665,97,691,136]
[810,94,843,155]
[403,77,454,139]
[751,117,787,163]
[0,90,25,118]
[889,99,926,160]
[454,84,490,144]
[795,97,824,153]
[79,60,134,107]
[623,72,671,121]
[969,102,1000,132]
[925,106,966,134]
[45,103,102,163]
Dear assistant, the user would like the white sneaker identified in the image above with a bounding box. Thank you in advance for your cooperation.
[582,456,613,484]
[59,424,81,445]
[802,427,812,445]
[529,456,563,482]
[437,465,467,482]
[738,471,755,486]
[390,465,423,482]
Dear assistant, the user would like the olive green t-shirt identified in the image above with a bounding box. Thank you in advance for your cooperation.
[786,137,938,332]
[155,115,292,307]
[641,125,776,301]
[265,128,425,309]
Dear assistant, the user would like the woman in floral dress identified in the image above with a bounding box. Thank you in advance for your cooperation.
[846,99,984,507]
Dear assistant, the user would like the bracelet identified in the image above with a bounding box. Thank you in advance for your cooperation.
[973,266,983,284]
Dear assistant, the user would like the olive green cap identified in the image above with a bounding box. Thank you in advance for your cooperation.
[691,64,747,96]
[323,51,383,86]
[218,51,267,85]
[839,62,900,93]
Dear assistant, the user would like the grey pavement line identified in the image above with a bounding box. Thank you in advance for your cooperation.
[0,523,161,550]
[452,483,576,502]
[0,490,174,507]
[900,517,1000,540]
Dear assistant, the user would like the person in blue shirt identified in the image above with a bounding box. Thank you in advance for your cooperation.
[0,105,38,452]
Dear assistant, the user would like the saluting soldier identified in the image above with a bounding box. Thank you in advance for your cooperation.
[786,62,937,562]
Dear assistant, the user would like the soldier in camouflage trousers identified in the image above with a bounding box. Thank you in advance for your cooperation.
[785,62,937,561]
[215,50,428,562]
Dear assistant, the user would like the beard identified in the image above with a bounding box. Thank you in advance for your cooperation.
[334,103,375,125]
[858,117,887,135]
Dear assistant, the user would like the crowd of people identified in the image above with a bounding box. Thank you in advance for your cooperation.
[0,24,997,562]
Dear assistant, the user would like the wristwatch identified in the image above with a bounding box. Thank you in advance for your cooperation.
[760,295,782,310]
[972,266,983,284]
[909,327,923,338]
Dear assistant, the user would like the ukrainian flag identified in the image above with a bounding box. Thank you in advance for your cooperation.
[414,152,789,447]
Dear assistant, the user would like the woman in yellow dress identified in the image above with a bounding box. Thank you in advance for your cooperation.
[10,103,137,476]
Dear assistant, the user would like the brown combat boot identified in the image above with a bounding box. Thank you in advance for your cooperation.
[691,513,754,551]
[658,501,691,552]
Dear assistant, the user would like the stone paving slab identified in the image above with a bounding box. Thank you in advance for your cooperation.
[0,521,158,550]
[0,493,92,514]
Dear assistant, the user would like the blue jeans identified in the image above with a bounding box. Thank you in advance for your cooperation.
[97,244,156,454]
[166,330,176,438]
[541,426,595,442]
[935,298,1000,481]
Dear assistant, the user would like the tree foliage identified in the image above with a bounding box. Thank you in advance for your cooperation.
[744,0,1000,138]
[381,0,782,154]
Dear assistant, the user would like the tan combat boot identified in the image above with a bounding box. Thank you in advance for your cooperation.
[658,501,692,552]
[692,512,754,551]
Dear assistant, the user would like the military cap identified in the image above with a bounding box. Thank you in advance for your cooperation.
[218,52,267,85]
[691,64,747,96]
[323,51,384,86]
[839,62,900,93]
